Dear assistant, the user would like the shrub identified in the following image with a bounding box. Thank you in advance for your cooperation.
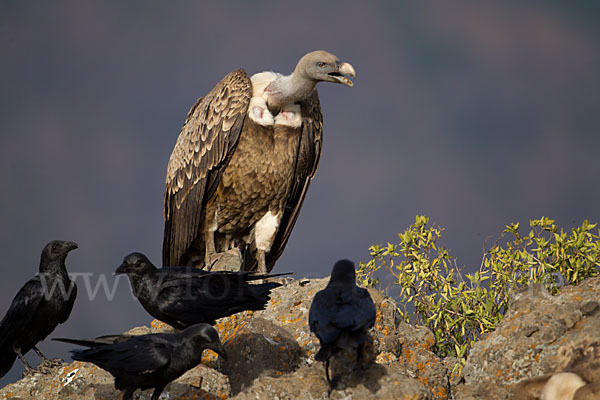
[358,215,600,366]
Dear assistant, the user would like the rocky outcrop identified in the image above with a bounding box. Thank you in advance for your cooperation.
[1,276,599,399]
[454,278,600,399]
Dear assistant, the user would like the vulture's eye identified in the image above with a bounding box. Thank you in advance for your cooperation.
[317,62,327,68]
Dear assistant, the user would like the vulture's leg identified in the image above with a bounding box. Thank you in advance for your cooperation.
[256,250,268,274]
[204,230,217,270]
[254,211,280,274]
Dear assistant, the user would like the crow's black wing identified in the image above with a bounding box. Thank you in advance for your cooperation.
[58,280,77,324]
[309,289,341,344]
[330,287,376,332]
[54,334,133,348]
[160,267,291,282]
[72,335,172,373]
[309,287,376,344]
[0,278,44,347]
[154,271,280,324]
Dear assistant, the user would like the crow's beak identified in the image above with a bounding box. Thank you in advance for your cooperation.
[114,263,129,275]
[211,343,228,360]
[64,242,79,252]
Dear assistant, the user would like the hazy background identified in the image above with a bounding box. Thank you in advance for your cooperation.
[1,1,599,386]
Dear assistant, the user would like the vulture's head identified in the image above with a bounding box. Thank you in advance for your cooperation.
[296,50,355,87]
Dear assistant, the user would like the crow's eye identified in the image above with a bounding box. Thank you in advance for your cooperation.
[52,245,58,251]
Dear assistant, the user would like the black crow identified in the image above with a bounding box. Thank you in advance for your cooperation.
[114,252,288,329]
[60,323,226,400]
[309,259,376,386]
[0,240,78,377]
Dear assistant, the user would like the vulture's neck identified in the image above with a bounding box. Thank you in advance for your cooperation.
[266,71,315,112]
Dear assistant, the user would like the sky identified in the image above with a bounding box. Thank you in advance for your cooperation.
[1,0,599,386]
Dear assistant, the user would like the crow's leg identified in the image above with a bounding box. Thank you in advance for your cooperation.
[356,343,364,367]
[122,388,135,400]
[151,384,166,400]
[14,348,34,373]
[32,346,62,368]
[325,358,333,387]
[32,346,51,362]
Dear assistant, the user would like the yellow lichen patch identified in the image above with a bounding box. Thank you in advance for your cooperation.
[376,352,397,364]
[215,312,252,345]
[420,335,434,351]
[201,349,220,365]
[402,346,419,368]
[151,319,170,330]
[432,386,447,399]
[269,296,282,308]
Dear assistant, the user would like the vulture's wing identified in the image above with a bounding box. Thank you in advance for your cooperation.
[163,69,252,267]
[264,89,323,271]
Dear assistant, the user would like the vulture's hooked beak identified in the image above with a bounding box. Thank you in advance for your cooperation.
[329,62,356,87]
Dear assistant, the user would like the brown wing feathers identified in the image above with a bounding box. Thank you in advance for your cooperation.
[265,89,323,271]
[163,70,251,267]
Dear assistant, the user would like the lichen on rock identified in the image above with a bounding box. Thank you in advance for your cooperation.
[2,276,600,399]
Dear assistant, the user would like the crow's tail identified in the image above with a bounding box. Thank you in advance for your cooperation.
[315,344,339,362]
[0,344,17,378]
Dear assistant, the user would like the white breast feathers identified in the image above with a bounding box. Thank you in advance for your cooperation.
[249,72,302,128]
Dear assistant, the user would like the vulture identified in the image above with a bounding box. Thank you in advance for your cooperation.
[163,50,355,273]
